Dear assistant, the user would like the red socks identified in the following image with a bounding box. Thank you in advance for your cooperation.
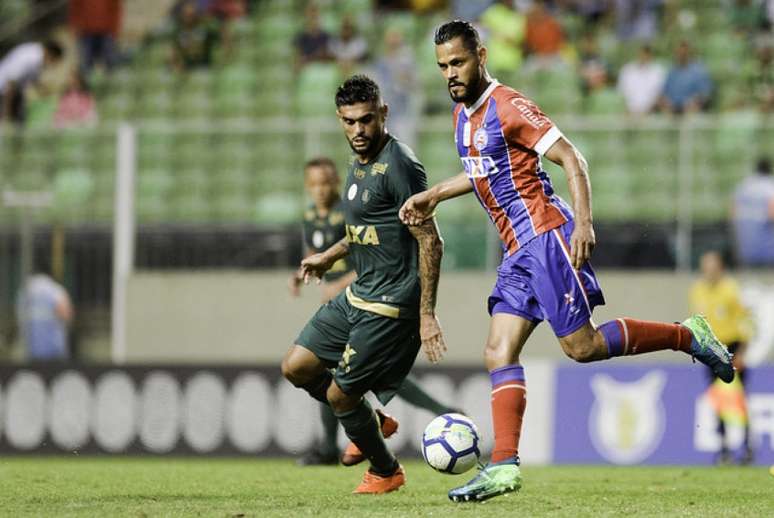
[489,365,527,463]
[599,318,693,357]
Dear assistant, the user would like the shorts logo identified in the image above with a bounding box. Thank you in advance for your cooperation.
[461,156,499,178]
[589,372,667,464]
[347,184,358,200]
[339,344,357,373]
[473,128,489,151]
[564,293,579,315]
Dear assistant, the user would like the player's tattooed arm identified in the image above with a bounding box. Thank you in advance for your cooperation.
[544,137,596,269]
[300,238,350,284]
[408,218,447,363]
[400,172,472,226]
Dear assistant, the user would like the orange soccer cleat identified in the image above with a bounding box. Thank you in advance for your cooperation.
[341,409,399,466]
[352,464,406,494]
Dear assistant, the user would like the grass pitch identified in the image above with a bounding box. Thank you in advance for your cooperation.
[1,457,772,517]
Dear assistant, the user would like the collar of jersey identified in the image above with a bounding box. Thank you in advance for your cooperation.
[463,79,499,117]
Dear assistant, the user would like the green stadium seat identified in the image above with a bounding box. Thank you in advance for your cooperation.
[584,88,626,115]
[296,64,341,117]
[54,168,95,207]
[255,192,301,224]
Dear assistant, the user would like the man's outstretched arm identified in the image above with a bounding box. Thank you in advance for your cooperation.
[407,217,446,363]
[300,237,350,284]
[400,172,472,226]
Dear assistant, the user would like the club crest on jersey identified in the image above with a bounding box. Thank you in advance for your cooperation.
[589,372,667,464]
[354,168,366,179]
[473,127,489,151]
[312,230,324,249]
[347,184,358,200]
[361,189,370,204]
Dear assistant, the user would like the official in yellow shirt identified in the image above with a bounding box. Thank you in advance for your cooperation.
[689,250,753,464]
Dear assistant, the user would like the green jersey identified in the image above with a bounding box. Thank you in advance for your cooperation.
[341,135,427,319]
[302,199,352,281]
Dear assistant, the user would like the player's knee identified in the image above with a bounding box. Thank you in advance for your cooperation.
[561,339,598,363]
[483,339,515,369]
[281,349,308,386]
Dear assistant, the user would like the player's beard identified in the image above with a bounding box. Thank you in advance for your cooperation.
[448,69,482,104]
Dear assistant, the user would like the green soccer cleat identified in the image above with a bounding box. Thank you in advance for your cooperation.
[448,458,522,503]
[682,315,734,383]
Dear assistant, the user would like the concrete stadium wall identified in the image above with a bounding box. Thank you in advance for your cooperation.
[125,270,774,365]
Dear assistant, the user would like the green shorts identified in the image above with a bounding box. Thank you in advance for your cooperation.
[295,291,420,405]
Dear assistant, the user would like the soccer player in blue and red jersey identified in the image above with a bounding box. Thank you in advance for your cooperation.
[399,20,734,502]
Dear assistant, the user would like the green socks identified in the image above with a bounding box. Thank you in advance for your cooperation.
[335,399,397,476]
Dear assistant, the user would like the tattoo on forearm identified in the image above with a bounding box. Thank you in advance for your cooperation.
[409,219,443,314]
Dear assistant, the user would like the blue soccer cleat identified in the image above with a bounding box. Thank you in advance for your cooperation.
[682,315,734,383]
[448,457,522,503]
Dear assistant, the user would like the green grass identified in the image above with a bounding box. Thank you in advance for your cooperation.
[1,458,773,517]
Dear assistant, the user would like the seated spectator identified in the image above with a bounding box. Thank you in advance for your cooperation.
[69,0,121,74]
[54,70,98,128]
[732,157,774,266]
[0,40,64,125]
[729,0,767,35]
[580,52,625,115]
[524,0,566,69]
[615,0,662,41]
[204,0,247,20]
[169,0,220,72]
[294,2,333,71]
[374,28,417,146]
[479,0,526,78]
[658,41,713,114]
[617,44,666,115]
[330,16,368,75]
[451,0,495,22]
[577,32,610,97]
[744,40,773,112]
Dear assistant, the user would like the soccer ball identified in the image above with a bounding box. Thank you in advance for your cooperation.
[421,413,481,474]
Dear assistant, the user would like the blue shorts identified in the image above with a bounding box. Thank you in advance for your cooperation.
[488,220,605,337]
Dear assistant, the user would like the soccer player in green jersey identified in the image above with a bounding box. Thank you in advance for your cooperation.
[282,75,446,494]
[290,157,459,467]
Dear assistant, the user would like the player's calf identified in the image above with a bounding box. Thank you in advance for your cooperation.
[558,323,608,363]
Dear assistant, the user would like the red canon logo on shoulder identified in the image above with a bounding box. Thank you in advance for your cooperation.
[510,98,546,129]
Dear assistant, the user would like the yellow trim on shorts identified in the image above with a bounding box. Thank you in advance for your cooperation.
[346,286,400,319]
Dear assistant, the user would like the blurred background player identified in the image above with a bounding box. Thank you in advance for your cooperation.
[690,250,754,465]
[732,156,774,266]
[290,157,458,466]
[400,20,734,503]
[282,75,445,493]
[16,257,74,362]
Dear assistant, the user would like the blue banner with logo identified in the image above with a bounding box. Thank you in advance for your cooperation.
[552,364,774,465]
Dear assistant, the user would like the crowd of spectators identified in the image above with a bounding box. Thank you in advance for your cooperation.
[293,0,774,117]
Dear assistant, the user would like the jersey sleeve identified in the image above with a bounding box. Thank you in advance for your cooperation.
[499,93,563,156]
[387,144,428,207]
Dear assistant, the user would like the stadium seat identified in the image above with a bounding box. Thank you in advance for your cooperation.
[255,192,302,224]
[295,64,341,117]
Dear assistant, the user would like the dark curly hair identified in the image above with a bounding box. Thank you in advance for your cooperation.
[433,20,481,55]
[335,74,381,107]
